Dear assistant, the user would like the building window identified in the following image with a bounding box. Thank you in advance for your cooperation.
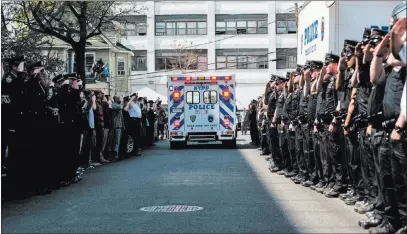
[155,21,207,36]
[122,23,147,36]
[155,50,208,71]
[276,48,297,69]
[186,91,200,104]
[85,53,95,72]
[131,50,147,71]
[216,49,268,70]
[203,91,218,104]
[215,15,268,35]
[276,14,296,34]
[117,57,125,76]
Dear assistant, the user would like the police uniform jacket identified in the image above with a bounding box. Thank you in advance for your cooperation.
[1,72,27,131]
[57,85,82,128]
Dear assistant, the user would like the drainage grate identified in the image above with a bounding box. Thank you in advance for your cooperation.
[139,205,204,212]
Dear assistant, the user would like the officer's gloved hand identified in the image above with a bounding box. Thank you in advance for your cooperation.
[313,125,318,134]
[366,124,372,136]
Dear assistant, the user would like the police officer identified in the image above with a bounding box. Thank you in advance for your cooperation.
[25,61,54,195]
[57,73,83,186]
[282,72,298,178]
[249,99,259,146]
[338,39,360,203]
[273,75,290,175]
[265,75,281,172]
[308,60,327,193]
[303,61,320,188]
[290,71,305,184]
[321,53,347,198]
[1,55,31,199]
[362,17,406,233]
[294,65,311,185]
[353,29,387,214]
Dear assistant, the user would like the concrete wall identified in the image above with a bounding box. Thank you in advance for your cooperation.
[122,0,300,108]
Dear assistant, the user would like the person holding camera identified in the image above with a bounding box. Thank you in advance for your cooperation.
[124,93,142,156]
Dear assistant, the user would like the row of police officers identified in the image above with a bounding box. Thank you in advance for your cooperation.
[257,15,406,234]
[2,56,84,199]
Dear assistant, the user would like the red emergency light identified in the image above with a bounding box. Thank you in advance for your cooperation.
[224,119,230,127]
[173,90,181,103]
[185,77,192,81]
[171,77,178,81]
[210,76,218,80]
[224,76,231,80]
[174,120,180,127]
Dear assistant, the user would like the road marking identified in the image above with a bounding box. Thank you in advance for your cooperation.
[139,205,204,212]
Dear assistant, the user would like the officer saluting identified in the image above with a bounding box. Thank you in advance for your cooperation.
[57,73,83,186]
[1,55,32,199]
[25,61,54,195]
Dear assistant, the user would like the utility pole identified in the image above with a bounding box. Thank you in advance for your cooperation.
[294,2,299,46]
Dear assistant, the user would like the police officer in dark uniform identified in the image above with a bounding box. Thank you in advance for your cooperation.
[282,72,298,178]
[274,75,290,175]
[292,65,308,185]
[310,60,329,194]
[25,61,55,195]
[266,75,282,172]
[361,21,406,234]
[353,29,387,215]
[302,61,320,188]
[57,73,83,186]
[337,40,361,203]
[1,55,31,199]
[320,53,347,198]
[291,70,306,184]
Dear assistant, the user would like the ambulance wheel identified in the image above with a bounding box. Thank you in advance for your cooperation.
[222,139,236,149]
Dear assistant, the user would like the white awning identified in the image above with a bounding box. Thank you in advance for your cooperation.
[135,87,168,105]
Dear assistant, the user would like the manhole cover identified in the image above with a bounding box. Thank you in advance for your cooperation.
[139,205,204,212]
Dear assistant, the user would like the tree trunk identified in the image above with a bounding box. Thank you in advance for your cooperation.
[73,40,87,89]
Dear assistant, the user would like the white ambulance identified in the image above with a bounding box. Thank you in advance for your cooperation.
[167,75,237,149]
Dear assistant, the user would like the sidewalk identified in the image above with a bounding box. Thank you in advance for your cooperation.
[236,133,367,233]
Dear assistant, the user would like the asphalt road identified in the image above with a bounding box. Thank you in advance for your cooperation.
[2,134,366,233]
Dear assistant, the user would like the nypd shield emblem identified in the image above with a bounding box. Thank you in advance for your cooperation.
[190,115,196,122]
[208,115,214,123]
[6,77,12,83]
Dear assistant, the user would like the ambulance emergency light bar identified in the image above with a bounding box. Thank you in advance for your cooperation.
[170,76,232,81]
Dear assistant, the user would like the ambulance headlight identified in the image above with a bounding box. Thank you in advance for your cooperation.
[223,130,234,135]
[177,132,183,136]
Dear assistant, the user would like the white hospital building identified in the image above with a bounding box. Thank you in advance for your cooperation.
[121,1,302,108]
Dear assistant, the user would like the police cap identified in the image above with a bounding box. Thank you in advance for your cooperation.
[344,39,358,49]
[3,55,25,63]
[270,74,278,82]
[370,28,387,38]
[63,73,78,80]
[286,72,292,79]
[148,100,154,104]
[275,75,289,84]
[51,74,65,84]
[363,28,372,39]
[4,55,25,67]
[27,61,43,70]
[325,53,340,64]
[309,60,324,70]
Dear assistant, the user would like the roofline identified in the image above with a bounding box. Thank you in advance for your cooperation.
[298,1,311,14]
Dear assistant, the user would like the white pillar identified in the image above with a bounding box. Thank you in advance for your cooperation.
[207,1,216,71]
[268,1,277,75]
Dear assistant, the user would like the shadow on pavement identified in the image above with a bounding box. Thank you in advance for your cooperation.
[1,136,301,233]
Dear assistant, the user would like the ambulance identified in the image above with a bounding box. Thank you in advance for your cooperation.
[167,75,237,149]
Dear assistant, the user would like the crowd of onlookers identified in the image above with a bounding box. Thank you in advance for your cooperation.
[78,91,168,170]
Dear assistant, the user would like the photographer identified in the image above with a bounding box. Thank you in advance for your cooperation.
[109,95,124,161]
[80,90,96,169]
[124,93,142,156]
